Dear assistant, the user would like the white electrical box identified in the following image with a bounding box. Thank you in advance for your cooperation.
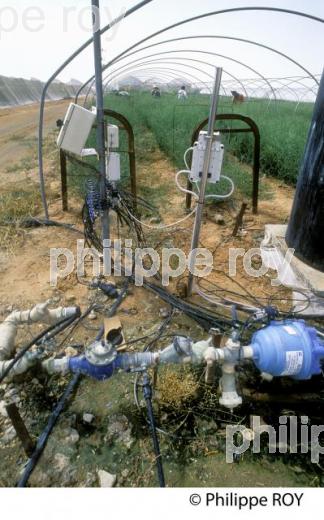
[106,152,121,182]
[107,124,119,149]
[57,103,96,155]
[189,131,224,184]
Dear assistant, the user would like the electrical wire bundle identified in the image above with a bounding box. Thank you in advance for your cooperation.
[82,179,157,250]
[175,145,235,202]
[140,277,241,332]
[195,274,321,319]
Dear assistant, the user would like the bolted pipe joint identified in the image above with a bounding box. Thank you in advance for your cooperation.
[159,336,215,365]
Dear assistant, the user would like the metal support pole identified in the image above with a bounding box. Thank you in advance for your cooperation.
[60,150,68,211]
[103,109,137,205]
[232,202,248,236]
[186,114,260,214]
[187,67,223,295]
[5,402,35,457]
[92,0,110,242]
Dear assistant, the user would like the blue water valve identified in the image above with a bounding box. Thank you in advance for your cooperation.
[250,320,324,379]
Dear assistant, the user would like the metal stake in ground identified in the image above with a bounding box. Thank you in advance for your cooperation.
[187,67,223,296]
[5,402,35,457]
[92,0,110,242]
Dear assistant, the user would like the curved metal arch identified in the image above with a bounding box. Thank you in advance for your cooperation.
[234,76,295,102]
[111,70,193,88]
[78,32,312,101]
[83,59,213,104]
[257,77,300,102]
[224,74,319,101]
[102,56,249,100]
[108,35,319,87]
[83,64,214,105]
[105,64,214,96]
[38,0,153,218]
[295,89,318,110]
[39,5,324,217]
[269,77,313,101]
[97,59,216,101]
[244,84,274,100]
[104,62,230,101]
[278,76,318,97]
[108,67,211,92]
[105,56,264,100]
[221,74,318,102]
[273,85,300,103]
[77,6,324,99]
[102,50,255,97]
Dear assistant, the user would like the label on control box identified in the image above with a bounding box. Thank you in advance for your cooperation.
[281,350,303,375]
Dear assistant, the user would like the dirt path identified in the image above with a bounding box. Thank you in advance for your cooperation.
[0,99,71,184]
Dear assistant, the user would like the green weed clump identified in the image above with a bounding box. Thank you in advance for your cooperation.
[0,188,41,249]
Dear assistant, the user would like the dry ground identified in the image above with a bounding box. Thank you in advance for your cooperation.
[1,101,309,488]
[0,99,295,312]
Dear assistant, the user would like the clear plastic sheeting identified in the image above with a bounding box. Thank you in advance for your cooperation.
[0,75,79,108]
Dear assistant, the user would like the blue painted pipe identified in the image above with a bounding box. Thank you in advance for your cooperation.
[69,354,123,381]
[68,351,156,381]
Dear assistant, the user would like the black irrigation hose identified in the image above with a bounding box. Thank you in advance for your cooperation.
[107,279,129,316]
[18,217,84,236]
[17,372,81,488]
[142,372,165,487]
[0,311,80,385]
[141,278,241,331]
[17,284,128,487]
[1,216,84,236]
[35,312,81,347]
[133,311,180,442]
[54,304,97,350]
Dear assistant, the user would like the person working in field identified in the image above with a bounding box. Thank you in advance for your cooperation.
[151,86,161,97]
[177,85,188,100]
[231,90,245,104]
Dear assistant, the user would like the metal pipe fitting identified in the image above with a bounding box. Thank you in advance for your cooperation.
[0,302,79,378]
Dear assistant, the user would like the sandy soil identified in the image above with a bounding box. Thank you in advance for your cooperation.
[0,99,71,184]
[0,100,295,313]
[0,103,308,488]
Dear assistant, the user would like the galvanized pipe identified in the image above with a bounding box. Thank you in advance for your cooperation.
[92,0,110,243]
[37,0,153,218]
[187,67,223,295]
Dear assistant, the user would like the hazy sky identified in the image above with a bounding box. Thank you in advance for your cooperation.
[1,0,323,87]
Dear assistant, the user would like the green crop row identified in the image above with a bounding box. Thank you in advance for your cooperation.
[104,91,313,184]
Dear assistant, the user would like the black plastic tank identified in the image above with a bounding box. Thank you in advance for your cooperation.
[286,69,324,272]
